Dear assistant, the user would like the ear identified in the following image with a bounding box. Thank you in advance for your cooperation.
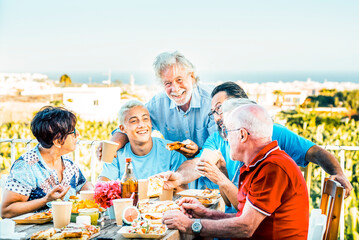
[240,129,249,141]
[53,139,62,148]
[190,72,195,84]
[119,124,126,133]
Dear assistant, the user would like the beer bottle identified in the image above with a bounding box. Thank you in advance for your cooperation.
[121,158,138,205]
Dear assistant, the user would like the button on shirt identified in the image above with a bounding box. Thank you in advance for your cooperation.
[145,86,216,149]
[236,141,309,239]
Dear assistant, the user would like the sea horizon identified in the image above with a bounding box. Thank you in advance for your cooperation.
[44,70,359,86]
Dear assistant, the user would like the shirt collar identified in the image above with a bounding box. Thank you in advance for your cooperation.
[241,141,280,173]
[169,86,201,111]
[34,144,72,169]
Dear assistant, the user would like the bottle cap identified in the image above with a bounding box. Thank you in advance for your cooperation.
[125,158,131,163]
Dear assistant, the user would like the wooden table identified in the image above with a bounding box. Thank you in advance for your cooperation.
[14,219,181,240]
[12,195,223,239]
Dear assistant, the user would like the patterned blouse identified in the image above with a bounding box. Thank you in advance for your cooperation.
[5,145,86,211]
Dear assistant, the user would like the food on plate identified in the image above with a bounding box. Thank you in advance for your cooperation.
[141,213,163,224]
[198,198,213,205]
[30,223,100,240]
[138,200,180,213]
[71,199,102,213]
[129,219,167,235]
[201,188,220,198]
[177,188,220,199]
[69,195,79,200]
[30,228,57,239]
[122,206,141,225]
[147,176,164,197]
[26,210,52,220]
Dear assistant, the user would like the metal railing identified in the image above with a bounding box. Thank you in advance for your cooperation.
[1,138,359,239]
[0,138,102,185]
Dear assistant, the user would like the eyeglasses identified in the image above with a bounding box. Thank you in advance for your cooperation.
[208,105,223,117]
[68,128,77,137]
[222,126,250,141]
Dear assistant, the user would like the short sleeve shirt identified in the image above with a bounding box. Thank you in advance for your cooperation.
[5,145,87,212]
[235,141,309,239]
[195,123,315,192]
[99,137,187,180]
[197,123,315,213]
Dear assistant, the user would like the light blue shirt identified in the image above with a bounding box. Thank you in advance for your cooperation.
[145,86,217,149]
[196,123,315,213]
[99,137,187,180]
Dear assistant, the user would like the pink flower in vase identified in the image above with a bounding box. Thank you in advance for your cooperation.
[94,180,122,209]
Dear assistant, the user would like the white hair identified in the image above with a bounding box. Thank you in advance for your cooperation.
[118,99,145,125]
[153,51,199,83]
[222,98,257,114]
[226,104,273,139]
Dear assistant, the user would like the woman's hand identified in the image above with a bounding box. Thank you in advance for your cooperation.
[45,185,71,202]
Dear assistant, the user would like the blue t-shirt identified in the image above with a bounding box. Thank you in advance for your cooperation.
[99,137,187,180]
[196,123,315,213]
[5,145,87,212]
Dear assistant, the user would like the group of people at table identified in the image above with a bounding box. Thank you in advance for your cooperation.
[1,51,353,239]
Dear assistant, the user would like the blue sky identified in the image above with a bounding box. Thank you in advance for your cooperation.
[0,0,358,74]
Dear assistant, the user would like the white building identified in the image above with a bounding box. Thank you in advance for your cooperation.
[62,85,127,122]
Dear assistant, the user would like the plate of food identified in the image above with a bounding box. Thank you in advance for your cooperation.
[176,188,220,199]
[118,220,167,239]
[197,197,220,207]
[138,200,180,214]
[12,210,52,224]
[141,213,163,225]
[30,223,100,239]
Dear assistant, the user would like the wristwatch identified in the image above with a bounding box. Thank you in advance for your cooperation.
[191,219,202,235]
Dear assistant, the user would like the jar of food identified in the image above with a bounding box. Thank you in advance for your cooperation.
[78,208,99,225]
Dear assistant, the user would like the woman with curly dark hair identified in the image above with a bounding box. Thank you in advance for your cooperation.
[1,106,93,218]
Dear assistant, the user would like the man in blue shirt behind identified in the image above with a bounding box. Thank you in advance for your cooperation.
[99,100,186,181]
[160,82,352,213]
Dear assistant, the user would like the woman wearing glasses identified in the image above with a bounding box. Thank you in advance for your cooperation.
[1,106,93,218]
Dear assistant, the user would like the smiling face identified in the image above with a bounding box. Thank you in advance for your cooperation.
[161,65,194,107]
[211,91,228,134]
[120,106,152,144]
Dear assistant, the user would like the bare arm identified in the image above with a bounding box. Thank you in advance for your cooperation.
[306,145,352,198]
[80,181,94,191]
[163,201,266,238]
[199,201,266,238]
[97,132,129,160]
[98,176,111,182]
[1,185,70,218]
[175,158,202,185]
[197,160,239,210]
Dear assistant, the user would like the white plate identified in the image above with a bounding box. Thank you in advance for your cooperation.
[12,212,52,224]
[176,189,220,199]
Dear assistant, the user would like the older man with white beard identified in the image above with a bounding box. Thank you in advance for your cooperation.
[98,52,216,188]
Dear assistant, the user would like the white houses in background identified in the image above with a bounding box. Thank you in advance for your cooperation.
[63,85,126,122]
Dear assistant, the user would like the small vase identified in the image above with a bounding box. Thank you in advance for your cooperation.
[106,205,116,220]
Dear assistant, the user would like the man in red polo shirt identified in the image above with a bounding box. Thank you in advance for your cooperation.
[162,104,309,239]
